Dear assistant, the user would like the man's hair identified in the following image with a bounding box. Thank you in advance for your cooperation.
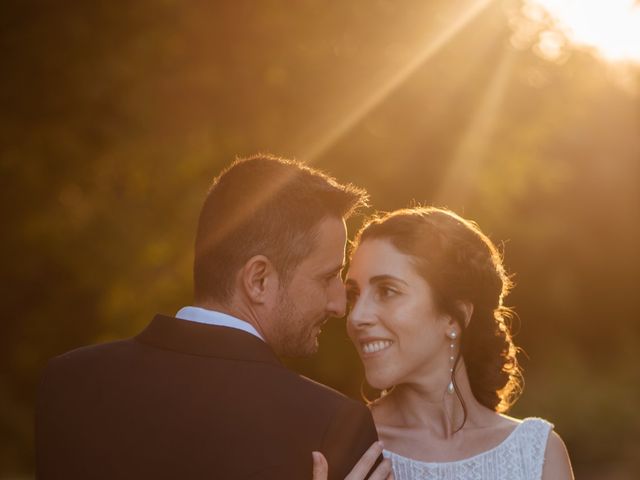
[194,154,368,304]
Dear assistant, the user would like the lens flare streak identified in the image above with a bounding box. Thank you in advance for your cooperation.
[434,48,515,208]
[305,0,494,162]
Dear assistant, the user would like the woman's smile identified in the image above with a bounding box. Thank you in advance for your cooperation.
[359,338,394,356]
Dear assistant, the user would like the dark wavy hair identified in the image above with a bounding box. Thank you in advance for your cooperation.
[353,206,523,413]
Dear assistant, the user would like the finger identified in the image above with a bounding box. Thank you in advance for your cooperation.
[312,451,328,480]
[364,458,392,480]
[345,441,385,479]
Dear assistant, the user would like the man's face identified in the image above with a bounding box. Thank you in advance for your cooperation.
[270,216,348,357]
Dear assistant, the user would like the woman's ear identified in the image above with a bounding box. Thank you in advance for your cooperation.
[239,255,279,304]
[456,300,474,328]
[443,301,474,336]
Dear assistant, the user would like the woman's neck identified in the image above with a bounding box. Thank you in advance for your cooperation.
[376,364,494,440]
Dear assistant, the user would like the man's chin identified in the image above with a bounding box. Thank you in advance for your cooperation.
[276,336,319,358]
[295,337,320,358]
[307,337,320,355]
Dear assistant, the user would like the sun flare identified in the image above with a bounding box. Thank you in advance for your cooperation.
[527,0,640,62]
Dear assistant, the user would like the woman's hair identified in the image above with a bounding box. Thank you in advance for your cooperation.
[353,206,522,413]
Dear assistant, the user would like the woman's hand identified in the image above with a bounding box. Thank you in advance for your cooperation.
[312,441,393,480]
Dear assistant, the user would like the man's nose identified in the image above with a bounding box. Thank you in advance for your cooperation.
[326,279,347,318]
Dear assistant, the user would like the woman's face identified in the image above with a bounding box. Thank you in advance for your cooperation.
[346,238,454,390]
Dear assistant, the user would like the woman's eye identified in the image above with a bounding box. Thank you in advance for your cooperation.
[346,289,359,306]
[377,285,399,299]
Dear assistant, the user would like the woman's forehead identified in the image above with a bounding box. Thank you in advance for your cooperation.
[349,239,420,279]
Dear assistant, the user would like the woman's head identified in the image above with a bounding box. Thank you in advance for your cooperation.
[346,206,522,413]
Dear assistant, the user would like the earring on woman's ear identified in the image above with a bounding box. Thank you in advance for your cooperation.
[446,331,457,394]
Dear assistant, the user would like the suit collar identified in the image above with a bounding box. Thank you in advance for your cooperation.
[135,314,283,366]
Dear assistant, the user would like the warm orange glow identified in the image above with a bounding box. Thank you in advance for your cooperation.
[304,0,493,162]
[435,48,514,207]
[526,0,640,62]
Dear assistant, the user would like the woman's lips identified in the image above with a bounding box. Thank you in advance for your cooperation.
[360,339,394,355]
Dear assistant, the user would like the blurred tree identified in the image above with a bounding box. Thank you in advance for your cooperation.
[1,0,638,477]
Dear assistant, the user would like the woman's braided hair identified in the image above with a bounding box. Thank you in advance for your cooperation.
[353,206,523,412]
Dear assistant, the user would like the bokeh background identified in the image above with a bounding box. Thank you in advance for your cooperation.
[2,0,639,478]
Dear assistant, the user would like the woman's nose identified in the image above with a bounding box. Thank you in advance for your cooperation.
[347,295,376,329]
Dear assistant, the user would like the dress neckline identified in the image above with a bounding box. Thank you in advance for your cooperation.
[383,417,538,466]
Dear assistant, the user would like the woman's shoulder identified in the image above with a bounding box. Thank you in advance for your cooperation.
[507,417,574,479]
[502,415,574,478]
[497,415,556,449]
[537,422,574,479]
[498,414,554,431]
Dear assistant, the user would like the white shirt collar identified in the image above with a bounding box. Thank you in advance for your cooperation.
[175,306,265,341]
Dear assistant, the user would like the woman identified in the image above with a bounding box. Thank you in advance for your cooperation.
[343,207,573,480]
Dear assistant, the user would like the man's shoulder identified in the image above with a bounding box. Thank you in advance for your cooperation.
[44,338,137,373]
[270,369,367,412]
[296,374,354,402]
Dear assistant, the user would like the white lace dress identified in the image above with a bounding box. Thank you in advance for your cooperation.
[383,417,552,480]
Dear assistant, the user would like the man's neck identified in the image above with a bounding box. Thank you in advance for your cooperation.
[195,301,269,343]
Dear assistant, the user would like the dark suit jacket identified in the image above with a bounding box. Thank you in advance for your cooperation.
[36,314,378,479]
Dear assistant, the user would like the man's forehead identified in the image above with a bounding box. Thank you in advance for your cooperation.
[298,218,346,269]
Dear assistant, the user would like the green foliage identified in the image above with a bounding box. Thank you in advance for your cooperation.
[1,0,638,477]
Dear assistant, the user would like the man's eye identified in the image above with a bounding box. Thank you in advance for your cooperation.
[325,272,340,284]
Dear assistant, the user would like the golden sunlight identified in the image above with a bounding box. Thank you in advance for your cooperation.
[527,0,640,62]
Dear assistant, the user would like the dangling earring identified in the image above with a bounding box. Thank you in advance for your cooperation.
[446,331,457,394]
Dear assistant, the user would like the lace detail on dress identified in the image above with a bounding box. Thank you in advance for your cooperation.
[383,417,553,480]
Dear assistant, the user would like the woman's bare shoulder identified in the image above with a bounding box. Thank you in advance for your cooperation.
[542,430,574,480]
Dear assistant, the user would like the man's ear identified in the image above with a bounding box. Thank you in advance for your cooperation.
[239,255,279,304]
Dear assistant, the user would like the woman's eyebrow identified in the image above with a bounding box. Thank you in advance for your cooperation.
[345,277,357,286]
[346,274,409,286]
[369,274,409,286]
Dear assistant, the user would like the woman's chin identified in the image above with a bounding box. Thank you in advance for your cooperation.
[366,374,393,391]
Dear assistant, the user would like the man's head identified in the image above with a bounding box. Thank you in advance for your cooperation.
[194,155,368,356]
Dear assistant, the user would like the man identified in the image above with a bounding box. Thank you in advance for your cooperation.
[36,155,382,479]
